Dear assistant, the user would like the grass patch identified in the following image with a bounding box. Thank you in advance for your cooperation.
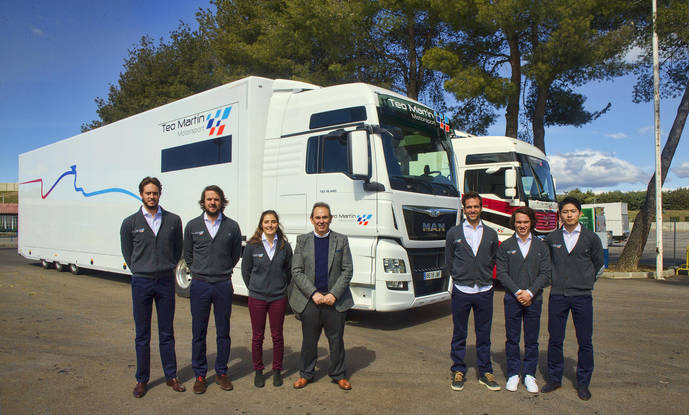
[629,210,689,222]
[0,191,18,203]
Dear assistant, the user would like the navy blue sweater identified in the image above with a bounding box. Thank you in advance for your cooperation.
[120,207,183,278]
[183,213,242,283]
[496,234,551,301]
[445,222,498,286]
[241,239,292,302]
[544,226,604,296]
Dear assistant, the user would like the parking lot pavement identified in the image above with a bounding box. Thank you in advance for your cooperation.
[1,247,688,414]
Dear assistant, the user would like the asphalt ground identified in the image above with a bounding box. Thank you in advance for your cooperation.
[0,247,688,414]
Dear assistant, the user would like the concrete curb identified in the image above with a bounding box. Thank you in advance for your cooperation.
[602,269,676,279]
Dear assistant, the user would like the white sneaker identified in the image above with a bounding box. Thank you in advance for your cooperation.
[524,375,539,393]
[505,375,519,392]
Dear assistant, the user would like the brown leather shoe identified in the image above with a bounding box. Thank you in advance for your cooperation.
[336,378,352,390]
[132,382,147,398]
[166,377,186,392]
[193,376,206,394]
[293,377,309,389]
[215,374,234,391]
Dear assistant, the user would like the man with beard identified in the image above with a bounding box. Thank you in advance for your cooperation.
[184,185,242,394]
[120,176,185,398]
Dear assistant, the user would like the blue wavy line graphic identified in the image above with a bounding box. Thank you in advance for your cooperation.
[20,165,140,201]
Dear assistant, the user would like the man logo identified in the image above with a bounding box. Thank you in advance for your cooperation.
[422,222,445,233]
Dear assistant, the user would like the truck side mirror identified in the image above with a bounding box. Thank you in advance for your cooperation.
[505,168,516,198]
[348,130,369,179]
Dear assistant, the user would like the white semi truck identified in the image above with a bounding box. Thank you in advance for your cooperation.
[18,76,460,311]
[452,133,558,241]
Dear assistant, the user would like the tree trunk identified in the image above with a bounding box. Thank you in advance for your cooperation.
[616,79,689,270]
[532,81,549,153]
[406,12,419,100]
[504,33,521,138]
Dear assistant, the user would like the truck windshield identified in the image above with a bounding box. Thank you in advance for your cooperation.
[378,112,458,197]
[518,154,556,202]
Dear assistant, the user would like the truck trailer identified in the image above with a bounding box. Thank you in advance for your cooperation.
[452,133,558,241]
[18,76,460,311]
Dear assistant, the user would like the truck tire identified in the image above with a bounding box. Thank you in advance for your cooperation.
[175,259,191,298]
[41,259,52,269]
[69,264,81,275]
[54,262,66,272]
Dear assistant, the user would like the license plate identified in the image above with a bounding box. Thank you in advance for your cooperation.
[423,270,442,280]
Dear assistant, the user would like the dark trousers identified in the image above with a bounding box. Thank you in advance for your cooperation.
[190,278,233,377]
[450,287,494,375]
[547,294,594,386]
[131,274,177,383]
[504,294,542,378]
[248,296,287,371]
[299,300,346,381]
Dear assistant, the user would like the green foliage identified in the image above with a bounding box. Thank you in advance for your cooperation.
[558,187,689,211]
[82,24,222,132]
[425,0,636,150]
[632,0,689,102]
[527,85,611,127]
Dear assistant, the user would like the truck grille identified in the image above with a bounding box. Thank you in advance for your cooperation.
[534,211,558,232]
[402,205,457,241]
[406,248,449,297]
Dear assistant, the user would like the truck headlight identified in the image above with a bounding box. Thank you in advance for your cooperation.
[383,258,406,273]
[386,281,408,291]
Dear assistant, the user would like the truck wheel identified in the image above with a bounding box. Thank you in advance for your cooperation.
[175,259,191,298]
[41,259,52,269]
[54,262,66,272]
[69,264,81,275]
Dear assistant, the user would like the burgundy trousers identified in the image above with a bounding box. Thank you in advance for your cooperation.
[248,296,287,371]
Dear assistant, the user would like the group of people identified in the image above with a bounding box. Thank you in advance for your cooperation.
[446,191,604,400]
[120,177,353,398]
[120,176,604,401]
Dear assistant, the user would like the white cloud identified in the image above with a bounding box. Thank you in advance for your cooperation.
[605,132,628,139]
[29,25,44,36]
[672,162,689,178]
[623,45,644,63]
[548,149,648,191]
[638,125,653,135]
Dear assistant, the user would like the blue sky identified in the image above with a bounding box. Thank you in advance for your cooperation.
[2,1,688,192]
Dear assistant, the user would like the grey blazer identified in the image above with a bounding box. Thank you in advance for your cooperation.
[288,230,354,313]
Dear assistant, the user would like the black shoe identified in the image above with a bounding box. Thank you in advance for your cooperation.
[478,373,501,391]
[450,371,465,391]
[254,369,265,388]
[577,384,591,400]
[273,370,283,387]
[541,382,561,393]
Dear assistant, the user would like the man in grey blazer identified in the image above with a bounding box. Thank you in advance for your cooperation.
[289,202,354,390]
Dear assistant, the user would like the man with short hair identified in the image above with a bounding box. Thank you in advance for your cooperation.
[496,207,551,393]
[184,185,242,394]
[120,176,185,398]
[542,197,604,400]
[445,192,500,391]
[289,202,354,390]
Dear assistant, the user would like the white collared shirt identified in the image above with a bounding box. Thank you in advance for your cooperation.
[517,233,532,258]
[563,223,582,253]
[313,230,331,239]
[462,219,483,256]
[141,206,162,236]
[204,212,223,238]
[456,220,492,294]
[262,233,278,260]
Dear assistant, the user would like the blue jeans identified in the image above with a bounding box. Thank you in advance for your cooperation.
[450,287,494,375]
[131,274,177,383]
[190,278,233,377]
[504,294,542,377]
[547,294,594,386]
